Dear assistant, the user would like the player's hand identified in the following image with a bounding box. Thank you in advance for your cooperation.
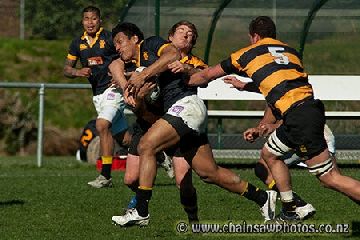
[223,76,247,90]
[76,67,92,77]
[168,60,187,73]
[258,123,277,137]
[128,71,145,90]
[137,81,156,99]
[243,128,260,142]
[124,87,137,107]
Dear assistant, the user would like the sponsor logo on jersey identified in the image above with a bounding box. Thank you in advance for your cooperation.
[170,105,184,115]
[87,56,104,66]
[107,92,115,100]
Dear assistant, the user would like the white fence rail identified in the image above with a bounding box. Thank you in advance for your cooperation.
[1,75,359,166]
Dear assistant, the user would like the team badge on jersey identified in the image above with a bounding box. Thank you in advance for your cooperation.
[299,145,307,153]
[99,40,105,48]
[143,51,149,60]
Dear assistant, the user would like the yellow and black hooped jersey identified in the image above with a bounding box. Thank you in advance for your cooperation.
[220,38,313,116]
[66,27,117,95]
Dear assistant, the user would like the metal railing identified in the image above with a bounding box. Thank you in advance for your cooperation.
[0,82,92,167]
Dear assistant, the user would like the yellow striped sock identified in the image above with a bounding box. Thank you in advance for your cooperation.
[240,182,249,196]
[138,185,153,191]
[268,180,276,190]
[101,156,113,164]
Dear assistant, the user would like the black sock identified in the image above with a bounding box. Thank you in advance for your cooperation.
[242,183,268,206]
[136,188,152,217]
[282,200,297,215]
[101,164,112,179]
[293,192,307,207]
[180,188,199,222]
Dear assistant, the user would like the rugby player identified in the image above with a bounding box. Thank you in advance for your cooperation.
[189,16,360,221]
[110,21,207,223]
[63,6,131,188]
[110,22,277,227]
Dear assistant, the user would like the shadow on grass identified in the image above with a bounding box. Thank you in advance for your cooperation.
[0,199,25,207]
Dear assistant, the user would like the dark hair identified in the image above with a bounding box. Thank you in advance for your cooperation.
[112,22,144,43]
[82,6,100,18]
[249,16,276,39]
[168,20,198,46]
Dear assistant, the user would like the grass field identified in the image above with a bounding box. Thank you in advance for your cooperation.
[0,156,359,240]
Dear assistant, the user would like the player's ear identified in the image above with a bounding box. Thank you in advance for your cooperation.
[132,35,139,44]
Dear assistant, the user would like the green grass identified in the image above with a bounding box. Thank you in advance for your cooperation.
[0,156,359,239]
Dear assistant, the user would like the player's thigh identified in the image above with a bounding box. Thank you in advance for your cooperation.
[139,118,180,153]
[191,143,218,177]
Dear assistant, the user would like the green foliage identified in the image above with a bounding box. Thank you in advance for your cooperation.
[25,0,127,39]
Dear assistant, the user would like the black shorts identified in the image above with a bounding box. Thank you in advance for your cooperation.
[276,99,327,159]
[162,113,209,158]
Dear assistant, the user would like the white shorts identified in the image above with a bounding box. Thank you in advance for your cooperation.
[92,87,128,135]
[166,95,207,133]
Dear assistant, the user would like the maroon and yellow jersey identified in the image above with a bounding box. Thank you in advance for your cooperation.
[221,38,313,116]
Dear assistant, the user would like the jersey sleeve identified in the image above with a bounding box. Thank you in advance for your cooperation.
[66,38,79,61]
[145,36,170,57]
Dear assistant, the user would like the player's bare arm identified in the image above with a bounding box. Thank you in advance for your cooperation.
[108,58,127,90]
[223,76,247,90]
[63,59,91,78]
[131,44,180,87]
[187,63,225,86]
[127,44,180,95]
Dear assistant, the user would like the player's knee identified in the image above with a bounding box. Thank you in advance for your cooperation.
[254,162,269,184]
[138,136,158,156]
[124,174,138,186]
[96,119,110,134]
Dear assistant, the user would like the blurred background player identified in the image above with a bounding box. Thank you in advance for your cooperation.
[63,6,131,188]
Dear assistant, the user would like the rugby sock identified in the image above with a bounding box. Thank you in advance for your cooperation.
[180,188,199,223]
[268,180,278,191]
[280,191,297,215]
[241,182,268,206]
[270,181,308,207]
[293,192,307,207]
[100,156,112,179]
[136,186,152,217]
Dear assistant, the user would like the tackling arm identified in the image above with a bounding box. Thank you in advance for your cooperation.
[187,64,226,86]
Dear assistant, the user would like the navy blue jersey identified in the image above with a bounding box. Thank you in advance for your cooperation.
[67,28,117,95]
[136,36,197,111]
